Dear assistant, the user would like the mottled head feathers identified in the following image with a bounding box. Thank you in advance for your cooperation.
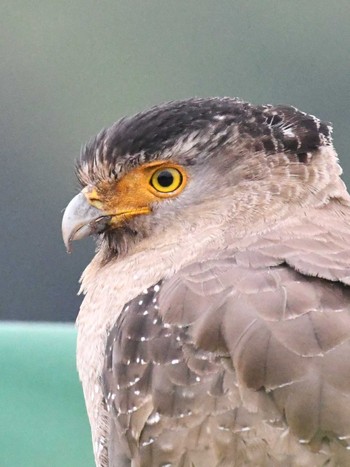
[76,97,333,186]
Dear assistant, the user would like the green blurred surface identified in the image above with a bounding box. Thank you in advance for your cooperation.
[0,323,94,467]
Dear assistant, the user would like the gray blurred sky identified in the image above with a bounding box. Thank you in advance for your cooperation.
[1,0,350,321]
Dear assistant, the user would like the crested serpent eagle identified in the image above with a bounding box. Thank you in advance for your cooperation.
[62,98,350,466]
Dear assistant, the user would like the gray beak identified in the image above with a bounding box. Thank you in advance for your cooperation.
[62,192,111,253]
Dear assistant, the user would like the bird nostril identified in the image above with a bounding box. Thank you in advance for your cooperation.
[87,196,104,210]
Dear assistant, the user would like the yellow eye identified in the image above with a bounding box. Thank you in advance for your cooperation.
[150,167,183,193]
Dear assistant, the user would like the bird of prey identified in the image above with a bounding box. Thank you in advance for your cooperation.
[62,97,350,467]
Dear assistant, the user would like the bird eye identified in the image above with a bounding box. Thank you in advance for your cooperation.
[150,167,183,193]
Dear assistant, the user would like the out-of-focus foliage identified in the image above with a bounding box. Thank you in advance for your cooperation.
[1,0,350,321]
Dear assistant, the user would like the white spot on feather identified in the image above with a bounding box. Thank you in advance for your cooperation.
[239,427,251,432]
[147,412,161,425]
[141,437,154,446]
[213,114,226,121]
[282,127,295,137]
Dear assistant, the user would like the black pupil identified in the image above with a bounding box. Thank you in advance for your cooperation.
[157,170,174,187]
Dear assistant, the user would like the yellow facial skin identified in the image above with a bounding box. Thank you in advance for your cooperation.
[83,161,188,227]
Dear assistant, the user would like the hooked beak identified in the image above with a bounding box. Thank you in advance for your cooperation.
[62,192,111,253]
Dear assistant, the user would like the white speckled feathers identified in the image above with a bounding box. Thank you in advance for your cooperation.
[102,200,350,467]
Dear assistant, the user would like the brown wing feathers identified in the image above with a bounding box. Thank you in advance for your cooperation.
[103,209,350,466]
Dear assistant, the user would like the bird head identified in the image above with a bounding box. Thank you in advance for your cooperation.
[62,98,337,260]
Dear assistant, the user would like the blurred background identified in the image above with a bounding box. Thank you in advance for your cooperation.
[1,0,350,465]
